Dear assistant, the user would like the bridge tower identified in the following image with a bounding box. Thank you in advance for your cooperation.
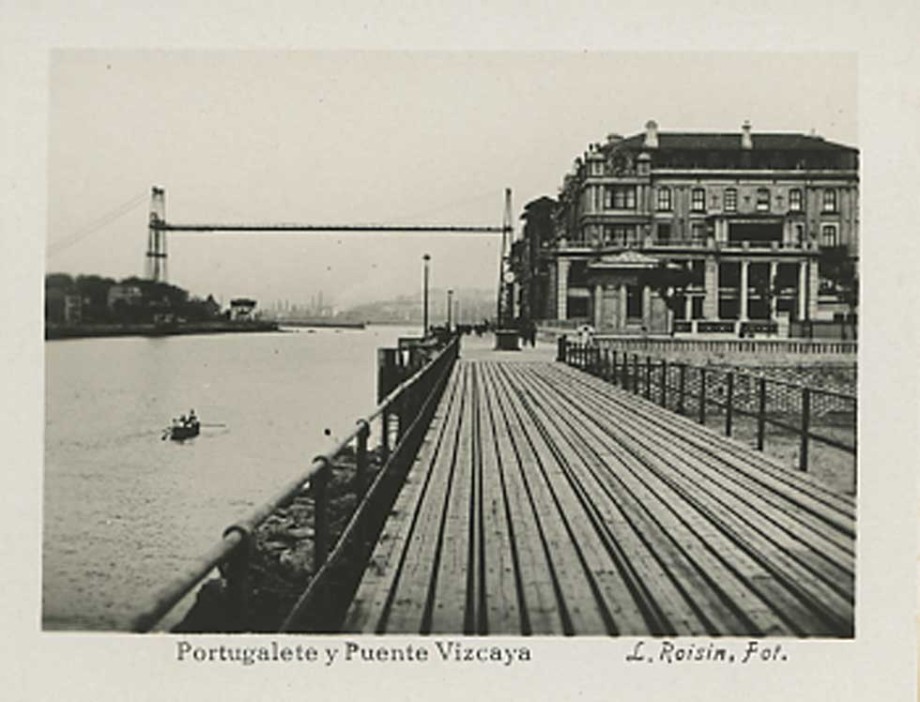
[146,186,167,282]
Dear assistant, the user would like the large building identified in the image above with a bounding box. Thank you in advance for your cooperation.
[525,121,858,336]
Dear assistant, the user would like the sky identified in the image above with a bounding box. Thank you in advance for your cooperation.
[47,51,857,309]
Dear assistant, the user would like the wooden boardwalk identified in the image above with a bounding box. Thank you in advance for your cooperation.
[343,340,855,636]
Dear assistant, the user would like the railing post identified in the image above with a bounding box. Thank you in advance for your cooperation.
[725,371,734,436]
[612,351,619,386]
[380,409,390,464]
[312,456,331,572]
[756,376,767,451]
[699,367,707,425]
[678,363,686,415]
[799,387,811,471]
[355,419,370,497]
[222,525,252,632]
[632,354,639,394]
[645,356,652,400]
[660,359,668,407]
[557,335,567,363]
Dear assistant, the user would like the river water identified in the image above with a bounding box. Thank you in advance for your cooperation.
[43,325,417,631]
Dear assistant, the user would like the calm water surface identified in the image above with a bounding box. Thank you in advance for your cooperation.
[43,325,416,630]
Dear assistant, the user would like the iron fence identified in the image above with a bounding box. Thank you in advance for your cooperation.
[559,337,857,494]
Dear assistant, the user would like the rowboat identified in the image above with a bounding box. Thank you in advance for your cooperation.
[166,420,200,441]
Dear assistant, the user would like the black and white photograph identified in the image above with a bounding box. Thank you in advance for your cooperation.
[3,3,919,701]
[42,50,859,638]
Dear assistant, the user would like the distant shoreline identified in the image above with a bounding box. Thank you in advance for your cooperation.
[45,320,280,341]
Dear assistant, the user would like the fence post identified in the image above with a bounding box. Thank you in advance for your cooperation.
[355,419,370,497]
[725,371,734,436]
[312,456,331,572]
[756,376,767,451]
[660,360,668,407]
[699,367,707,425]
[678,363,686,415]
[380,409,390,464]
[645,356,652,400]
[222,525,252,631]
[799,387,811,471]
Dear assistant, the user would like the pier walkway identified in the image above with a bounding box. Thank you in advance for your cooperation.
[343,337,855,636]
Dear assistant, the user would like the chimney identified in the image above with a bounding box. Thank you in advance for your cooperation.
[741,120,753,149]
[644,120,659,148]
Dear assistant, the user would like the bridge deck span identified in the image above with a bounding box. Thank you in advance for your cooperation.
[344,342,855,636]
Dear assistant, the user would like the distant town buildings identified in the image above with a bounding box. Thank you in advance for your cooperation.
[512,121,859,337]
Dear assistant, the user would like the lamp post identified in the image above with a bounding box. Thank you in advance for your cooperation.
[422,254,431,337]
[447,289,453,332]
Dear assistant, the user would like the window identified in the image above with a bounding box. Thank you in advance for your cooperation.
[724,188,737,212]
[821,224,838,247]
[610,225,638,246]
[789,188,803,212]
[756,187,771,212]
[822,188,838,212]
[795,223,805,245]
[605,185,636,210]
[691,188,706,212]
[657,222,671,243]
[657,187,672,211]
[690,222,704,241]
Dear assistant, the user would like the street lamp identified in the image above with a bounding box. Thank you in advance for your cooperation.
[422,254,431,337]
[447,289,453,332]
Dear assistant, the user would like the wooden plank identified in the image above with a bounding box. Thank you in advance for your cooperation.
[343,365,465,633]
[490,362,609,635]
[471,362,521,634]
[513,363,781,636]
[546,364,854,560]
[428,361,478,633]
[478,361,563,634]
[384,365,469,632]
[532,364,853,634]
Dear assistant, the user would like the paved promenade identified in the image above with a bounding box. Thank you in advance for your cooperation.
[344,337,855,636]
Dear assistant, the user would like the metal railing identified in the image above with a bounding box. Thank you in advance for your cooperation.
[129,334,461,633]
[559,337,857,494]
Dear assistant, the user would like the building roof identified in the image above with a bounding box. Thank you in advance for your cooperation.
[616,131,857,153]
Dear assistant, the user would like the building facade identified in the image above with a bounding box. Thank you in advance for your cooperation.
[537,121,858,336]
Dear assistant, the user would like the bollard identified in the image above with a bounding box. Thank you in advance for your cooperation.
[799,387,811,471]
